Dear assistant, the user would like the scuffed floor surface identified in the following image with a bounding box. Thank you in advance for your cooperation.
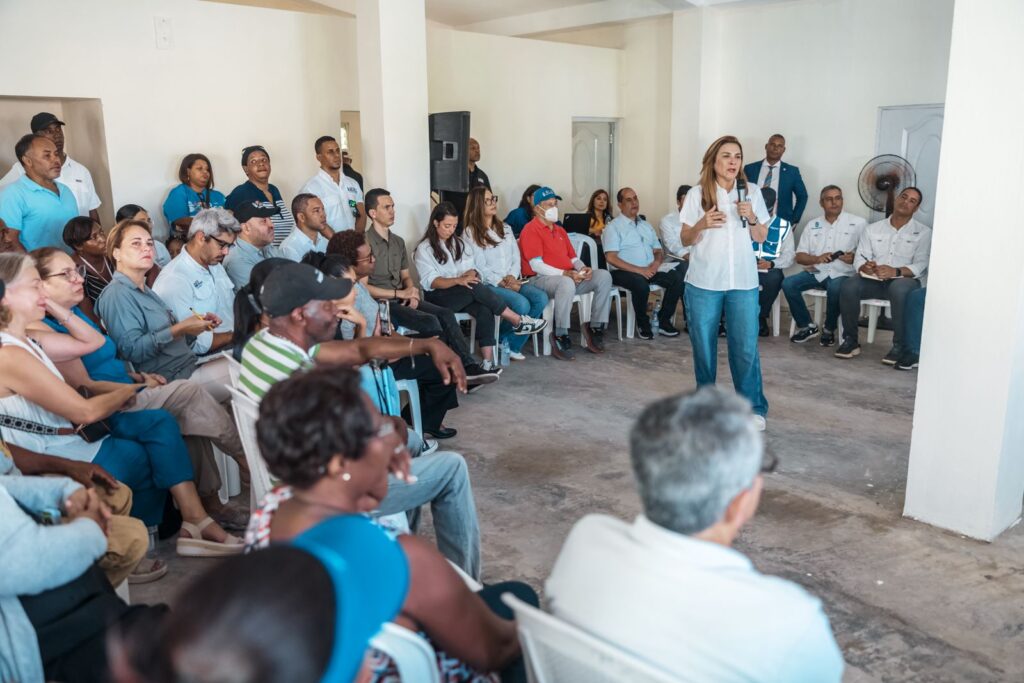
[135,327,1024,682]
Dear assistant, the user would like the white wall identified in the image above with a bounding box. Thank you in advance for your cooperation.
[426,25,620,224]
[0,0,357,239]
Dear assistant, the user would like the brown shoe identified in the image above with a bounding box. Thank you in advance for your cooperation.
[581,325,604,354]
[550,332,575,361]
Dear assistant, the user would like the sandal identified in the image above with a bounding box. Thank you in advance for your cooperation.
[128,557,168,584]
[176,517,244,557]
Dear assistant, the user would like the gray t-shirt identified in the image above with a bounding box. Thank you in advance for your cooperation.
[340,282,379,340]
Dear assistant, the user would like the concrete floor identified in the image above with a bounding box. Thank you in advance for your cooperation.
[134,321,1024,683]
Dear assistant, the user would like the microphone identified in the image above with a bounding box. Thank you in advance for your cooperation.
[736,178,748,228]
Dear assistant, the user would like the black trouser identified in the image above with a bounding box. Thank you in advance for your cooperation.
[424,283,508,348]
[758,268,785,320]
[839,274,921,350]
[390,355,459,433]
[478,580,539,683]
[388,298,475,366]
[611,264,685,329]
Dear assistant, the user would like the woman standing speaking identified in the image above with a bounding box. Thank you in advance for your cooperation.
[681,135,771,429]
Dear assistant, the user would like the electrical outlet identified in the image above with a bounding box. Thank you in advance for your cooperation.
[154,16,173,50]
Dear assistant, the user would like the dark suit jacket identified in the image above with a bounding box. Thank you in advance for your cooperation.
[744,160,808,224]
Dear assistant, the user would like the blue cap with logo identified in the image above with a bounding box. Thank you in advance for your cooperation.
[532,186,562,205]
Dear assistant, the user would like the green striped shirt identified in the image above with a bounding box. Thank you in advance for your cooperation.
[239,329,320,400]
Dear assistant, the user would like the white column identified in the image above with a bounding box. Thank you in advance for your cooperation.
[355,0,431,245]
[904,0,1024,540]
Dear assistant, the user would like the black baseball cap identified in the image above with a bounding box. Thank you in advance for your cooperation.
[234,200,280,224]
[31,112,65,133]
[260,263,353,317]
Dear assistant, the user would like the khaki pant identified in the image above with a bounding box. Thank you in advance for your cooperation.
[98,484,149,587]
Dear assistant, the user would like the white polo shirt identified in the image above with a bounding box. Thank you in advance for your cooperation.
[279,228,329,262]
[659,209,690,259]
[547,514,844,683]
[853,216,932,278]
[0,156,101,216]
[797,212,867,281]
[152,247,236,355]
[414,238,478,292]
[680,184,770,291]
[299,169,363,232]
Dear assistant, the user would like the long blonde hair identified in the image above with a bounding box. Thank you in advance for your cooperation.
[699,135,748,212]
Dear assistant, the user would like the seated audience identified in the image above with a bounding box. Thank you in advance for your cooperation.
[280,193,331,261]
[835,187,931,362]
[415,202,546,370]
[0,217,24,254]
[752,187,795,337]
[504,184,541,238]
[658,184,692,319]
[111,526,405,683]
[547,386,844,682]
[579,188,612,269]
[520,186,613,360]
[783,185,867,346]
[33,247,249,527]
[246,367,534,681]
[299,135,365,233]
[97,220,233,401]
[895,287,926,370]
[362,188,499,384]
[236,262,483,577]
[225,145,294,246]
[0,254,241,553]
[153,208,238,357]
[114,204,172,267]
[603,187,683,340]
[464,186,549,362]
[222,200,284,290]
[161,153,226,241]
[0,134,78,252]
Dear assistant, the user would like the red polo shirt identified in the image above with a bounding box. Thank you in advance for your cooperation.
[519,218,578,276]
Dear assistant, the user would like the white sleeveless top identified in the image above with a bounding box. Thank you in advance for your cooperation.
[0,332,104,462]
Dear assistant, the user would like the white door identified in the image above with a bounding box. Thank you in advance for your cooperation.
[571,120,616,213]
[875,104,944,227]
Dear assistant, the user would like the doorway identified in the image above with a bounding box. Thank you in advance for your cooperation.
[875,104,944,227]
[571,118,617,213]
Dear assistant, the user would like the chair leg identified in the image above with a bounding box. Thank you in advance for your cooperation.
[625,292,636,339]
[813,296,824,327]
[867,305,879,344]
[771,297,781,336]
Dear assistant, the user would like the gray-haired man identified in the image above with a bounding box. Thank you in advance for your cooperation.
[153,207,239,356]
[547,386,844,683]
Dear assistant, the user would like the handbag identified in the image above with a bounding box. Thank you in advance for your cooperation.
[0,386,113,444]
[74,386,114,443]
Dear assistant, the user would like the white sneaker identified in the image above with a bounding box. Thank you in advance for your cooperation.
[752,415,767,432]
[512,315,548,335]
[509,351,526,361]
[421,439,439,456]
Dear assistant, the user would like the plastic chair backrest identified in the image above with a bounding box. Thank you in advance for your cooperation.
[226,386,275,504]
[567,233,599,266]
[226,354,242,388]
[501,594,683,683]
[369,622,441,683]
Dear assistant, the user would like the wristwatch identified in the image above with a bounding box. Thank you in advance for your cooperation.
[894,267,902,278]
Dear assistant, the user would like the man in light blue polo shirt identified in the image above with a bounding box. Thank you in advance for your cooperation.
[0,134,78,252]
[602,187,684,339]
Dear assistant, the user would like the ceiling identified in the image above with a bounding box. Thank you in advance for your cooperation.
[425,0,603,27]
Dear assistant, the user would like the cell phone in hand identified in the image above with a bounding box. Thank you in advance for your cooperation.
[830,250,845,260]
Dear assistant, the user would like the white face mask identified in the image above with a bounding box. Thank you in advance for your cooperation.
[543,206,559,222]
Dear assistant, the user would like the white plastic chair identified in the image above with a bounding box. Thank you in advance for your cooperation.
[370,623,441,683]
[394,378,422,436]
[788,288,828,337]
[771,294,781,336]
[566,233,623,341]
[226,387,275,510]
[861,298,891,344]
[620,284,682,339]
[213,447,242,505]
[501,594,682,683]
[225,354,242,389]
[453,312,478,353]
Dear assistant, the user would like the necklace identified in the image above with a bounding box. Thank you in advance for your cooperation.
[79,255,112,283]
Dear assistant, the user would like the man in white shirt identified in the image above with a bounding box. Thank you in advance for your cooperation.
[299,136,365,233]
[547,386,844,683]
[783,185,867,346]
[280,193,331,262]
[153,207,238,356]
[835,187,931,362]
[0,112,101,223]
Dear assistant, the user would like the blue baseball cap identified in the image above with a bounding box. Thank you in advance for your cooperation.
[532,186,562,205]
[292,515,409,683]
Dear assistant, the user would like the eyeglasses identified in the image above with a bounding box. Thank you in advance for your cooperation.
[208,234,236,250]
[356,252,375,263]
[485,196,499,206]
[43,265,86,281]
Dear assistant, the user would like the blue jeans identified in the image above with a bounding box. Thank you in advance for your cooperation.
[903,287,927,354]
[684,285,768,416]
[488,283,549,353]
[95,409,194,526]
[782,271,847,331]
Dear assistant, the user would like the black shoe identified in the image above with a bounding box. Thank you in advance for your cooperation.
[718,322,727,337]
[583,325,605,353]
[834,338,861,359]
[790,324,820,344]
[658,320,680,337]
[758,317,770,337]
[464,363,500,385]
[551,333,575,361]
[819,329,836,347]
[424,426,457,439]
[637,324,654,340]
[895,352,919,371]
[881,347,900,366]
